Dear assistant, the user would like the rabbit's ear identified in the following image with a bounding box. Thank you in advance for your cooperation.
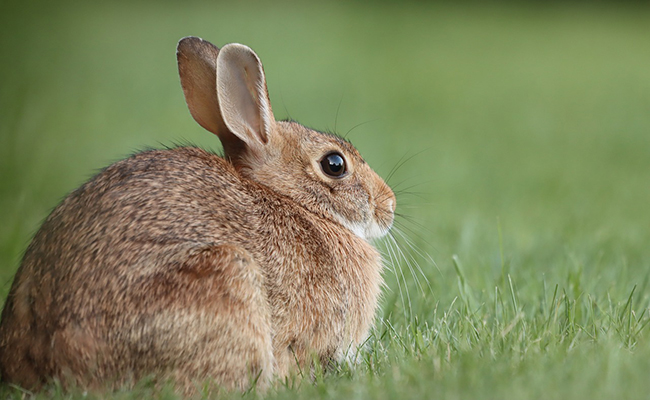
[177,37,224,134]
[216,44,275,147]
[177,37,244,157]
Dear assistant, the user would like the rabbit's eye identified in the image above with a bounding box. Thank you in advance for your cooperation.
[320,152,347,178]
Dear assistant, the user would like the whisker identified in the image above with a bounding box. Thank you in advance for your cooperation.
[393,223,440,272]
[334,93,344,135]
[378,243,399,290]
[382,235,412,321]
[279,93,293,121]
[385,153,410,185]
[393,218,432,244]
[390,177,431,193]
[389,232,426,296]
[393,226,441,280]
[391,236,416,309]
[377,249,396,294]
[392,203,434,211]
[395,191,430,202]
[391,228,433,296]
[394,210,436,233]
[385,147,431,185]
[343,119,381,139]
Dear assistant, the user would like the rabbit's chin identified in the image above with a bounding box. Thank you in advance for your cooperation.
[339,219,390,241]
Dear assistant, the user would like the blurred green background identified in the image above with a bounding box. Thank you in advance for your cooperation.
[1,1,649,398]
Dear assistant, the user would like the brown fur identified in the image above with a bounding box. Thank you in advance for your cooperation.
[0,38,395,394]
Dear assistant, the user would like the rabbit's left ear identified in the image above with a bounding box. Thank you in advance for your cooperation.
[177,37,227,137]
[216,44,275,147]
[177,36,250,160]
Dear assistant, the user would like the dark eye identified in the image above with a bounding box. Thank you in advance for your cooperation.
[320,152,347,178]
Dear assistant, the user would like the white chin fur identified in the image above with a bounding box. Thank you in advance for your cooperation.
[339,219,389,241]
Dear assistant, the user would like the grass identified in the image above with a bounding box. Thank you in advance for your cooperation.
[1,1,650,399]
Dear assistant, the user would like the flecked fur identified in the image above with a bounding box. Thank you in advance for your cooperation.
[0,38,395,394]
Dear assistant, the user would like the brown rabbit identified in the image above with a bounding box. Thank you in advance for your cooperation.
[0,37,395,393]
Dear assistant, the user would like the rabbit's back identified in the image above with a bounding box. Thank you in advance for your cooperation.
[0,147,275,389]
[18,146,257,288]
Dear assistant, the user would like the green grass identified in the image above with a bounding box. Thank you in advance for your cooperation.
[1,1,650,399]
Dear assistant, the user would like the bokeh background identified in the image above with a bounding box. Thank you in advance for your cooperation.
[1,1,649,398]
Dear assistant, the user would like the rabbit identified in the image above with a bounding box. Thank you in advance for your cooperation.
[0,37,396,394]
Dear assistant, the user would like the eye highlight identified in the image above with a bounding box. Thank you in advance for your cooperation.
[320,152,347,178]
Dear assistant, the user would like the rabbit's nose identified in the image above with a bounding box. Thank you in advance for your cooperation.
[387,198,395,214]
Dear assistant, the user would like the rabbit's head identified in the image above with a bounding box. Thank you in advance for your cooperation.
[177,37,395,240]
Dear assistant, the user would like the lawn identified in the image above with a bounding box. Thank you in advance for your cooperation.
[1,1,649,399]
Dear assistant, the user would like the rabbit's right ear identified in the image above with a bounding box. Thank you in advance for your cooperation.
[216,44,275,149]
[177,37,245,158]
